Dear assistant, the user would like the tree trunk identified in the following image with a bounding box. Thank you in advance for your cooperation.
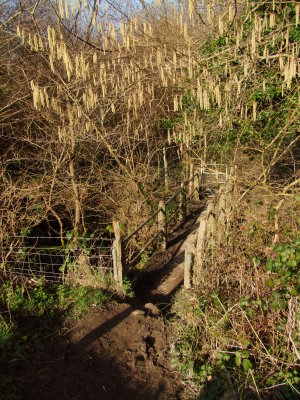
[69,128,81,239]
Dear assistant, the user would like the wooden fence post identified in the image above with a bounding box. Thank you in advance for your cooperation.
[218,192,226,224]
[112,244,118,282]
[185,149,189,181]
[194,171,200,201]
[189,163,194,197]
[194,218,207,285]
[113,220,123,288]
[207,208,216,259]
[163,147,169,193]
[200,165,205,184]
[158,200,167,250]
[217,192,226,245]
[179,182,186,222]
[184,250,193,289]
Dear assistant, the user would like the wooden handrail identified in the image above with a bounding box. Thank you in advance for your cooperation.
[127,230,163,267]
[185,171,199,185]
[205,171,226,175]
[165,187,181,206]
[167,206,180,225]
[123,208,160,243]
[112,165,229,283]
[186,187,198,202]
[125,171,200,242]
[165,172,198,206]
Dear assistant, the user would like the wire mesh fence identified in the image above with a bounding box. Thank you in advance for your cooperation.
[202,164,228,184]
[1,165,228,284]
[1,236,114,283]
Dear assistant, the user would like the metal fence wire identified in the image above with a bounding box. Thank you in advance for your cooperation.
[1,164,229,284]
[1,236,114,283]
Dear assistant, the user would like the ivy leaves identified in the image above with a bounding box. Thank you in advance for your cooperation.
[265,239,300,309]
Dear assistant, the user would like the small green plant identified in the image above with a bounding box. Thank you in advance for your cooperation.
[0,318,14,347]
[57,284,110,319]
[1,279,56,316]
[26,285,55,316]
[1,283,25,312]
[166,201,177,223]
[265,238,300,310]
[122,277,135,297]
[78,232,95,255]
[59,232,76,274]
[1,280,111,322]
[21,228,31,237]
[136,252,149,269]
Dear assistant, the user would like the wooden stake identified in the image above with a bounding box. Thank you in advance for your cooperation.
[200,165,205,184]
[189,163,194,197]
[194,218,207,285]
[185,150,189,181]
[158,200,167,250]
[194,170,200,201]
[163,147,169,193]
[184,250,193,289]
[112,244,118,282]
[179,182,186,222]
[113,220,123,287]
[217,192,226,245]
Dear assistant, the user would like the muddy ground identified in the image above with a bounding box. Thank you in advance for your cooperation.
[12,302,183,400]
[6,206,205,400]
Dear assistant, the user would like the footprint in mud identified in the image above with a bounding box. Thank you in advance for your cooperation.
[144,335,159,365]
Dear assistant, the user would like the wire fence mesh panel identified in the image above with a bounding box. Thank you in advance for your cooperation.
[1,236,114,283]
[202,164,228,185]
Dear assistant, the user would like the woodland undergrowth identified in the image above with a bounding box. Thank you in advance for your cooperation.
[168,1,300,399]
[0,0,299,398]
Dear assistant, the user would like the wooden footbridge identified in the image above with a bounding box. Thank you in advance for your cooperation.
[2,163,232,290]
[112,163,230,290]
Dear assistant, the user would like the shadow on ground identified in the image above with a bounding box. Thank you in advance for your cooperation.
[3,206,206,400]
[132,203,205,309]
[7,301,183,400]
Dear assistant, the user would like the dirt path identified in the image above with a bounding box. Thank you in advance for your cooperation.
[15,302,183,400]
[133,204,204,306]
[11,206,205,400]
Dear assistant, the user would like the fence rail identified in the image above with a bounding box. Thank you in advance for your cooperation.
[112,163,229,287]
[192,179,234,287]
[1,162,229,286]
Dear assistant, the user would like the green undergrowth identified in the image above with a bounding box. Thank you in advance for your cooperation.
[170,2,299,398]
[171,236,300,400]
[0,279,111,321]
[0,279,111,398]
